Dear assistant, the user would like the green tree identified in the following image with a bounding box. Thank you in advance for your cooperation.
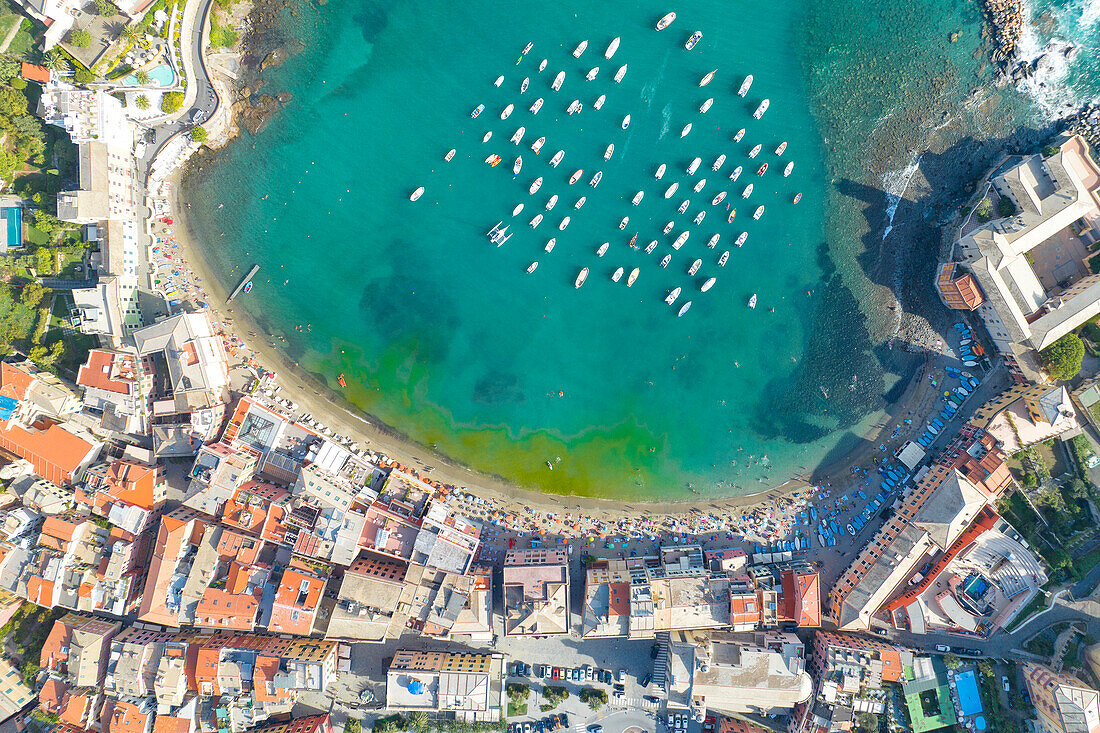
[189,125,207,143]
[0,56,20,84]
[93,0,114,14]
[73,69,95,84]
[343,721,361,733]
[1040,333,1086,381]
[121,25,142,44]
[1066,477,1090,501]
[854,712,878,733]
[68,29,92,48]
[943,652,960,670]
[40,49,67,72]
[135,94,150,110]
[133,68,151,85]
[19,281,46,308]
[408,712,427,732]
[161,90,184,113]
[505,683,529,700]
[579,687,607,711]
[9,77,25,90]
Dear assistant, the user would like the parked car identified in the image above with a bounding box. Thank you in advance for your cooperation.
[587,726,603,733]
[641,673,652,687]
[616,669,626,683]
[874,628,888,637]
[1002,675,1011,693]
[935,644,950,652]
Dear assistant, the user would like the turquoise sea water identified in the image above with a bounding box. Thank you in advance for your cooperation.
[184,0,1100,500]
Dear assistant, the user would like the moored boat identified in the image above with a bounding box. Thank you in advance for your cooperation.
[727,209,736,223]
[530,98,544,114]
[544,238,556,252]
[546,194,558,210]
[471,104,485,118]
[589,171,603,187]
[685,31,702,50]
[712,191,727,205]
[687,157,702,174]
[678,199,690,214]
[665,286,681,304]
[784,161,794,177]
[482,131,492,143]
[688,258,701,275]
[659,253,671,268]
[619,216,629,229]
[597,242,609,257]
[575,267,589,288]
[575,196,586,209]
[586,67,599,80]
[742,183,753,198]
[549,150,564,167]
[729,165,742,181]
[513,157,522,175]
[748,144,762,158]
[527,261,538,273]
[538,59,547,72]
[501,104,514,120]
[712,154,725,171]
[681,123,692,138]
[632,190,644,205]
[693,178,706,193]
[612,267,624,282]
[552,71,565,91]
[793,192,802,204]
[693,210,705,225]
[700,98,713,113]
[529,214,543,227]
[753,205,764,220]
[756,163,768,176]
[494,75,504,87]
[753,98,770,119]
[699,69,716,87]
[663,221,675,234]
[628,233,638,248]
[664,182,679,198]
[520,77,529,93]
[656,11,676,30]
[627,267,639,286]
[605,36,620,59]
[573,40,588,58]
[701,276,716,292]
[445,148,456,161]
[707,233,720,248]
[718,250,729,266]
[522,42,533,55]
[486,154,501,166]
[559,216,571,230]
[673,231,689,249]
[645,240,657,254]
[512,203,524,216]
[738,75,753,97]
[748,293,757,309]
[594,94,606,109]
[735,231,748,247]
[604,144,615,160]
[531,136,545,153]
[656,163,667,180]
[511,127,525,144]
[567,99,582,114]
[614,64,627,83]
[569,169,584,185]
[410,186,424,201]
[775,141,787,156]
[678,301,692,317]
[621,114,631,129]
[530,176,543,194]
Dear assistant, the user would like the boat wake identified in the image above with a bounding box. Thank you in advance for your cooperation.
[658,102,672,140]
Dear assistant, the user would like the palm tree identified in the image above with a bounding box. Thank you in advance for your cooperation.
[134,69,151,85]
[40,48,67,71]
[121,25,141,44]
[134,94,149,110]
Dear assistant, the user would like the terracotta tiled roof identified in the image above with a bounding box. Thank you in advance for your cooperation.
[194,588,259,631]
[106,700,151,733]
[37,677,69,714]
[20,62,51,84]
[0,419,97,485]
[76,350,135,395]
[59,691,91,728]
[269,569,325,636]
[152,716,191,733]
[0,362,34,400]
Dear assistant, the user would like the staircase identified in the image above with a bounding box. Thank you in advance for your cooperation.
[652,632,670,691]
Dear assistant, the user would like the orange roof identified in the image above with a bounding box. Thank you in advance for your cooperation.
[0,361,34,400]
[42,516,80,543]
[608,581,630,617]
[780,570,821,627]
[0,419,97,485]
[87,460,162,511]
[27,575,55,606]
[59,691,91,728]
[20,62,50,84]
[40,615,73,669]
[269,568,325,636]
[76,350,136,395]
[195,587,258,631]
[879,649,903,682]
[38,677,69,714]
[194,646,221,695]
[152,717,191,733]
[215,529,262,565]
[106,700,151,733]
[253,654,292,704]
[730,590,760,626]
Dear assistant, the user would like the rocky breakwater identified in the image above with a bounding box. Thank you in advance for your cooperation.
[1066,103,1100,151]
[980,0,1077,88]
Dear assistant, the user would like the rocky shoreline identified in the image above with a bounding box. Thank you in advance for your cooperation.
[980,0,1078,92]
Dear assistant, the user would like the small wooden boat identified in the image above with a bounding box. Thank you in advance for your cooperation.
[784,161,794,177]
[501,104,514,120]
[775,141,788,156]
[678,301,692,317]
[597,242,609,257]
[699,69,716,87]
[700,98,713,113]
[727,208,736,223]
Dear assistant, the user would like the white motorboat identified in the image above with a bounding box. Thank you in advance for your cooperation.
[738,75,752,97]
[614,64,627,83]
[586,67,599,80]
[627,267,639,286]
[520,77,530,93]
[410,186,424,201]
[794,192,802,204]
[530,177,543,194]
[605,36,620,59]
[597,242,609,257]
[590,171,603,187]
[531,136,545,154]
[693,210,705,225]
[511,127,526,144]
[530,98,544,114]
[632,191,644,205]
[753,205,764,220]
[681,123,692,138]
[511,203,524,217]
[546,194,558,210]
[693,178,706,193]
[471,104,485,118]
[673,231,689,249]
[678,199,690,214]
[527,261,539,273]
[530,214,543,227]
[575,267,589,288]
[573,40,588,58]
[712,154,725,171]
[645,240,658,253]
[733,127,745,142]
[707,234,720,248]
[700,98,713,113]
[538,59,547,72]
[775,141,787,156]
[483,131,492,142]
[678,301,692,317]
[513,157,523,175]
[559,216,571,230]
[656,12,676,30]
[748,293,757,309]
[594,94,606,109]
[735,232,748,247]
[753,98,770,119]
[748,144,762,158]
[656,163,667,180]
[619,216,629,229]
[699,69,716,86]
[665,287,681,305]
[784,161,794,177]
[660,253,671,268]
[701,277,715,292]
[494,75,504,87]
[664,182,679,199]
[569,169,584,184]
[522,42,533,55]
[567,99,582,114]
[685,31,702,50]
[742,183,753,198]
[718,250,729,266]
[445,148,456,161]
[612,267,624,282]
[575,196,586,209]
[501,104,514,120]
[549,150,564,167]
[604,144,615,160]
[712,191,726,205]
[544,238,556,252]
[621,114,631,129]
[729,165,742,181]
[687,157,702,175]
[552,71,566,91]
[688,258,702,276]
[663,221,675,234]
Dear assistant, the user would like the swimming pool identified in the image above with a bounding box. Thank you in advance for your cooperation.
[955,670,984,717]
[123,63,176,87]
[1,206,21,249]
[963,574,989,601]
